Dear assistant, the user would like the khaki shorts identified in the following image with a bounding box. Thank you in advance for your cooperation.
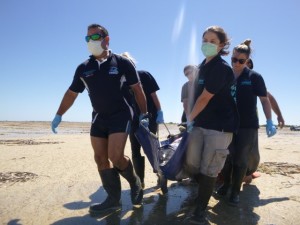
[184,127,233,177]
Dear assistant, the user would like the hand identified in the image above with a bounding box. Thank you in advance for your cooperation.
[156,110,164,124]
[277,115,285,129]
[266,119,276,137]
[139,113,149,128]
[51,114,62,134]
[187,120,194,133]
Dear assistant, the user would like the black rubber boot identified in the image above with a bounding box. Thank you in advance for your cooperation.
[89,168,121,215]
[132,156,145,188]
[119,159,143,205]
[157,172,168,194]
[229,166,247,206]
[190,174,216,225]
[215,157,232,197]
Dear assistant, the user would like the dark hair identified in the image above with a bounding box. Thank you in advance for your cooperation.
[202,26,230,56]
[233,39,252,58]
[183,64,196,74]
[247,58,254,69]
[87,24,109,37]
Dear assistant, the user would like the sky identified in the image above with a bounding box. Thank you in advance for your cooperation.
[1,0,300,126]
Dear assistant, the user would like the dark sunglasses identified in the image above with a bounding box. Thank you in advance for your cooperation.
[231,57,247,64]
[85,33,104,42]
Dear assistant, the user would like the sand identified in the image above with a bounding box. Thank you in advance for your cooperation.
[0,121,299,225]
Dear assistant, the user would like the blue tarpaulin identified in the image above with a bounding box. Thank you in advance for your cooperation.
[135,124,189,181]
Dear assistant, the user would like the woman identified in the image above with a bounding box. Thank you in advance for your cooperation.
[216,40,277,206]
[185,26,239,224]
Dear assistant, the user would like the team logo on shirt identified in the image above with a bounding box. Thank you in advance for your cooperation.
[83,70,96,77]
[109,67,119,75]
[241,80,252,85]
[198,79,204,85]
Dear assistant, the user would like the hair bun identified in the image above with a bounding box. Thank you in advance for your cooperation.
[243,39,251,46]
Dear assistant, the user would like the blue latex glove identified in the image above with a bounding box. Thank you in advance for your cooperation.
[139,113,149,128]
[266,119,277,137]
[156,110,164,124]
[187,120,194,133]
[51,114,62,134]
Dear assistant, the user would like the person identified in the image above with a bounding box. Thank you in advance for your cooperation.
[120,52,164,188]
[242,58,285,183]
[181,65,197,126]
[51,24,149,214]
[215,39,277,206]
[183,26,239,224]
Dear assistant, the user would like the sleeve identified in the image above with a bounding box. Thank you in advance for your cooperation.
[181,82,188,102]
[69,65,86,93]
[251,72,267,97]
[139,70,160,95]
[120,57,140,86]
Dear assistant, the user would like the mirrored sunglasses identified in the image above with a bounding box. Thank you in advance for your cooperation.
[85,33,104,42]
[231,57,247,64]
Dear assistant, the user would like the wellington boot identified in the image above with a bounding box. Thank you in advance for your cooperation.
[89,168,121,215]
[229,166,247,206]
[215,183,230,198]
[190,174,216,225]
[119,160,143,205]
[132,156,145,188]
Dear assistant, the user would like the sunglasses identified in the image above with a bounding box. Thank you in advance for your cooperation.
[231,57,247,64]
[85,33,104,42]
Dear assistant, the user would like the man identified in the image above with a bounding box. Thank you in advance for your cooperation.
[180,65,197,126]
[120,52,164,188]
[51,24,148,214]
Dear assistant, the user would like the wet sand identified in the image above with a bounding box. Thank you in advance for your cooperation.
[0,121,300,225]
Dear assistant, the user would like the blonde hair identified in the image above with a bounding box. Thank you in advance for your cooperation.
[233,39,252,58]
[120,52,137,67]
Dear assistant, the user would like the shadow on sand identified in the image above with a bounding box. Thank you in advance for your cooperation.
[24,181,289,225]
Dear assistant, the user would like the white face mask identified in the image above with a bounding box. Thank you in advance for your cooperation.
[87,40,104,56]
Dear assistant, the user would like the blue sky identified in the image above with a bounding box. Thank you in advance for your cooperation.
[1,0,300,125]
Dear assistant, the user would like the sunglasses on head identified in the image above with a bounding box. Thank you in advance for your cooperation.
[85,33,104,42]
[231,57,247,64]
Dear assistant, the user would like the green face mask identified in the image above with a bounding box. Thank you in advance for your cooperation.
[201,42,218,57]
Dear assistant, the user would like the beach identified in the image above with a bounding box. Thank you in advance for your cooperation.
[0,121,299,225]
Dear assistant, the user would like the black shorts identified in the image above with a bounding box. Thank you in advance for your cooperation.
[90,111,132,138]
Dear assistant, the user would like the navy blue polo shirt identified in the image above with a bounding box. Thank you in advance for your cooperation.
[131,70,159,118]
[235,67,267,129]
[69,52,139,117]
[193,55,238,132]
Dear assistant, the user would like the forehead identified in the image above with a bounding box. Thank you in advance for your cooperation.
[202,31,219,42]
[232,50,247,58]
[87,27,102,35]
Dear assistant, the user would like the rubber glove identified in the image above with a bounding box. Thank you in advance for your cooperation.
[187,120,194,133]
[156,110,164,124]
[266,119,276,137]
[51,114,62,134]
[139,113,149,128]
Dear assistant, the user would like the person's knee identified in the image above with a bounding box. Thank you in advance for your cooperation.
[94,155,110,170]
[110,154,128,169]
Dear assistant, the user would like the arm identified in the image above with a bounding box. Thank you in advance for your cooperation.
[267,91,285,128]
[182,98,189,117]
[56,89,78,116]
[51,89,78,133]
[259,96,272,120]
[151,92,161,111]
[260,95,277,137]
[189,88,214,121]
[130,83,147,114]
[151,92,165,124]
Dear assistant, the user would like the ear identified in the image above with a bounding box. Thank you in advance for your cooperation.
[103,36,110,48]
